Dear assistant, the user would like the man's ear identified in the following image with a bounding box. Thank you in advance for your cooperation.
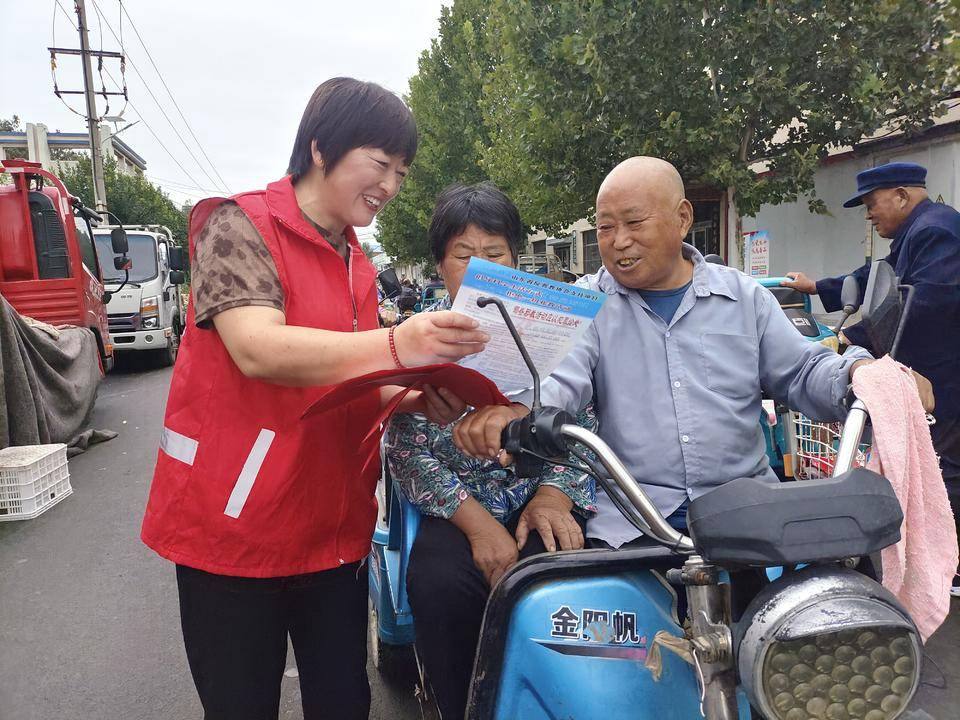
[677,198,694,236]
[895,187,910,209]
[435,262,443,280]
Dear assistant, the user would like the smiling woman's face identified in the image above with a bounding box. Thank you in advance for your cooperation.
[438,225,515,300]
[317,145,409,230]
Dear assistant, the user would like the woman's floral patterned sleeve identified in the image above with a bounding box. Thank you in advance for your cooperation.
[384,412,470,520]
[536,404,598,517]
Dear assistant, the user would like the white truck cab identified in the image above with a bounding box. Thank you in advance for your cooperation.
[93,224,185,366]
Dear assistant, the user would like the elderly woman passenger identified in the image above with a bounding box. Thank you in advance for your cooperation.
[385,182,596,720]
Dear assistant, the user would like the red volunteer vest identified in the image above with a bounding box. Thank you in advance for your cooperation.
[141,177,383,577]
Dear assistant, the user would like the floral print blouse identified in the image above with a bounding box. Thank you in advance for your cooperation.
[384,296,598,522]
[385,407,598,522]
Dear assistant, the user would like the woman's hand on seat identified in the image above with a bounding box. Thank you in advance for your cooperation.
[451,496,519,587]
[467,521,519,588]
[516,486,583,553]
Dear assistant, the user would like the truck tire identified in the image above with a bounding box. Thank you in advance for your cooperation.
[156,319,181,368]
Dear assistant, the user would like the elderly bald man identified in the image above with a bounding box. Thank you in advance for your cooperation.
[454,157,930,549]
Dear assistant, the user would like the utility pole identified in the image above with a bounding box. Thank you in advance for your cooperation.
[49,0,127,217]
[76,0,108,216]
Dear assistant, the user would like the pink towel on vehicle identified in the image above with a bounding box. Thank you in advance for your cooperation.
[852,356,958,642]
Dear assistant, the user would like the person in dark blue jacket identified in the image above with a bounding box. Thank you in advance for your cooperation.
[784,161,960,595]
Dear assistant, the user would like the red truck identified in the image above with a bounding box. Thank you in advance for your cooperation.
[0,159,123,372]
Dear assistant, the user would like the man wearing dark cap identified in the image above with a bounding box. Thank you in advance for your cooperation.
[784,161,960,595]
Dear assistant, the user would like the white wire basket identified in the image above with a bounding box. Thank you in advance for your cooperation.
[791,413,871,480]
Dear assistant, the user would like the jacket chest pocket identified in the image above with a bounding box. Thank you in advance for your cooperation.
[700,332,759,400]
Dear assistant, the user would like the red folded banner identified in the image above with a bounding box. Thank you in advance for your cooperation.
[301,363,511,424]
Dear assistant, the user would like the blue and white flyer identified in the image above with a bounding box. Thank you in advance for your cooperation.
[451,258,606,394]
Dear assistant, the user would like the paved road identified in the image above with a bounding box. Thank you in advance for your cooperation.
[0,359,957,719]
[0,360,420,720]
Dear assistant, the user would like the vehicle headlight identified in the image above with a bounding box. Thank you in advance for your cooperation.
[737,567,920,720]
[140,295,160,329]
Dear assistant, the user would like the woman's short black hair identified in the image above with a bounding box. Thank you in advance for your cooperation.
[429,182,523,264]
[287,77,418,181]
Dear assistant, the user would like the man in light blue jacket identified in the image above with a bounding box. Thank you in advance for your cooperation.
[454,156,933,548]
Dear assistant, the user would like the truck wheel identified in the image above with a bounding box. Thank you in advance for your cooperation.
[156,319,181,368]
[369,598,415,685]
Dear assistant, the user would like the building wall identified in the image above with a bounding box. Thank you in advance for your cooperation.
[741,130,960,312]
[0,122,146,176]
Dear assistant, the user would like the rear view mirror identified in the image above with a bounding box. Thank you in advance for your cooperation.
[169,270,185,285]
[833,274,864,338]
[111,227,129,255]
[168,245,185,272]
[378,268,402,300]
[840,275,860,313]
[859,260,903,358]
[114,256,132,271]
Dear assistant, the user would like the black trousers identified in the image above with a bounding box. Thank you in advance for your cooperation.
[407,511,586,720]
[176,562,370,720]
[946,478,960,577]
[933,414,960,482]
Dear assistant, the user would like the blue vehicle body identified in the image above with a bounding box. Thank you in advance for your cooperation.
[414,282,448,313]
[755,277,834,344]
[481,559,743,719]
[369,480,419,647]
[369,475,752,719]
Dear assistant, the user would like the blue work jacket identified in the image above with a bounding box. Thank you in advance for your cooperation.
[818,199,960,478]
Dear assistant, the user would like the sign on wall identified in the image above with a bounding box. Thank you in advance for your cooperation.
[743,230,770,277]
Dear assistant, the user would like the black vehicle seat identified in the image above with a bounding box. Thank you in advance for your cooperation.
[28,191,71,279]
[767,285,806,309]
[686,469,902,567]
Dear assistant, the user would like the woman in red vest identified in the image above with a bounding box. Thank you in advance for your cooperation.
[140,78,488,720]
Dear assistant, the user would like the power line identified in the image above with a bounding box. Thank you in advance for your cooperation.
[117,0,232,194]
[50,0,87,119]
[145,173,224,195]
[53,0,76,29]
[89,0,230,194]
[99,64,208,193]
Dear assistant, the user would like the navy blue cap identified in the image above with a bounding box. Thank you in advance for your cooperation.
[843,162,927,208]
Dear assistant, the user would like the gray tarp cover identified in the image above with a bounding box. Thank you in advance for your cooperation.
[0,294,110,451]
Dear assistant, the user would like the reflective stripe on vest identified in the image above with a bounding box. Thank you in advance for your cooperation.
[224,429,276,519]
[160,427,198,466]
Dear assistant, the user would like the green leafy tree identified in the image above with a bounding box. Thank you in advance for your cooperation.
[58,155,188,243]
[376,0,493,263]
[481,0,956,232]
[0,116,22,132]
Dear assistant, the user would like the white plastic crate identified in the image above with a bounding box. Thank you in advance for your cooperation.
[0,443,72,521]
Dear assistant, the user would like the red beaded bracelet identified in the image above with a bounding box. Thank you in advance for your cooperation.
[388,325,405,369]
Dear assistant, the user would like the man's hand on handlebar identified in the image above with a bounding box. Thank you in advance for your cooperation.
[850,359,935,413]
[781,271,818,295]
[453,403,530,461]
[516,486,584,553]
